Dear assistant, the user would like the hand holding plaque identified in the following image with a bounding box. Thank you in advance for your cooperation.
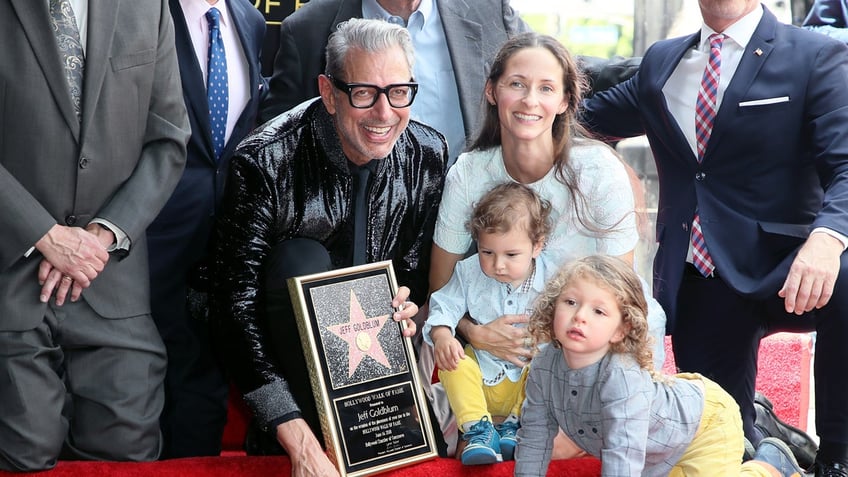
[288,261,438,477]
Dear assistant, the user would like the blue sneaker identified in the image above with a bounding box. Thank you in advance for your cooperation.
[753,437,804,477]
[496,420,520,461]
[460,417,502,465]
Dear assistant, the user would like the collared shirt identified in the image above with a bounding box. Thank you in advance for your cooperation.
[67,0,88,52]
[662,5,762,157]
[362,0,466,164]
[516,349,704,476]
[663,4,848,255]
[423,254,555,385]
[506,259,536,295]
[179,0,249,146]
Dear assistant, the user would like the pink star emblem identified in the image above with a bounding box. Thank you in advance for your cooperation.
[326,290,391,377]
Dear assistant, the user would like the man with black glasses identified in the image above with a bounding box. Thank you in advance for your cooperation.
[210,18,446,477]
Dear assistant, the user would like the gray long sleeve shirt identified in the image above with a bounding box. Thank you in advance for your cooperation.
[515,348,704,476]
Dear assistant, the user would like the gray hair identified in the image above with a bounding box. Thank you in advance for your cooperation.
[324,18,415,80]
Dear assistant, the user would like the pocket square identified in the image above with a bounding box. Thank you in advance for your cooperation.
[738,96,790,107]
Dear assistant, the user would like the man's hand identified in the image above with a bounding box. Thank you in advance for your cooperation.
[431,326,465,371]
[38,259,84,306]
[392,286,418,337]
[778,232,843,315]
[35,224,110,305]
[459,314,532,367]
[276,418,340,477]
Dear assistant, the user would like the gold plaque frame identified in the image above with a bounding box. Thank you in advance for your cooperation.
[288,261,438,476]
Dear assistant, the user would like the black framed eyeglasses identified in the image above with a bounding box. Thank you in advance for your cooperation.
[328,75,418,109]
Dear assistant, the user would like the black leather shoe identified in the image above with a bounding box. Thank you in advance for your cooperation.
[754,395,818,471]
[816,461,848,477]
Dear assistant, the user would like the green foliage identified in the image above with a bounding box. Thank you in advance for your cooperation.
[520,12,634,58]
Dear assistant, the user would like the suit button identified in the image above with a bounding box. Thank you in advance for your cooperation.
[695,172,706,181]
[79,156,89,169]
[65,215,77,226]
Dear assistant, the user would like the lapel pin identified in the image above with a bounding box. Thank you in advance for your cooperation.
[754,48,763,56]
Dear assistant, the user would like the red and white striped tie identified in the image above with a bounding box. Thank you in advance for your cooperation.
[691,33,724,277]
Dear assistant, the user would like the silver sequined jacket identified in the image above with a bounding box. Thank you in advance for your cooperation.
[210,98,447,428]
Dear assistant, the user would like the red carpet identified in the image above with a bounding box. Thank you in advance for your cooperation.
[0,456,601,477]
[662,332,812,429]
[0,333,810,476]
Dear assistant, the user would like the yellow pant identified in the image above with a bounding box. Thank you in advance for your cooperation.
[670,373,774,477]
[438,345,528,430]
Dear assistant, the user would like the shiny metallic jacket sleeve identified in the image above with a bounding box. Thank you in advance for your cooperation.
[210,142,299,425]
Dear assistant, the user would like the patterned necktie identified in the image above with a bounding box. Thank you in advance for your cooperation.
[691,33,724,277]
[49,0,85,122]
[206,8,228,160]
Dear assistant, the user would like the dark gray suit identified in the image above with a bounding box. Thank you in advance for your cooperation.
[0,0,189,470]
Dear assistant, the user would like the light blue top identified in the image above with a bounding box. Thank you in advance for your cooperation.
[434,141,668,368]
[424,253,556,385]
[362,0,465,164]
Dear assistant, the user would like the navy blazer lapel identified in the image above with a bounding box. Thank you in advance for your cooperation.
[11,0,81,138]
[170,0,217,163]
[652,32,702,164]
[708,8,777,156]
[224,0,262,158]
[83,0,119,138]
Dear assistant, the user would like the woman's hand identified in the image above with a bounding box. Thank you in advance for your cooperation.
[458,314,533,367]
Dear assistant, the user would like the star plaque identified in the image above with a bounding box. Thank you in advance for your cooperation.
[288,261,437,476]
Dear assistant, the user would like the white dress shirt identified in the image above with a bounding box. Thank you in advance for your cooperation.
[362,0,466,164]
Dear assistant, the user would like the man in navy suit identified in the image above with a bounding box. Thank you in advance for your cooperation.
[583,1,848,475]
[146,0,265,458]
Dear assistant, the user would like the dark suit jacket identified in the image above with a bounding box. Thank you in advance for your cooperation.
[146,0,265,305]
[0,0,190,331]
[257,0,528,136]
[803,0,848,42]
[583,6,848,329]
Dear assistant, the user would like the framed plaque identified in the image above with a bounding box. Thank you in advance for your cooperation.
[288,261,438,476]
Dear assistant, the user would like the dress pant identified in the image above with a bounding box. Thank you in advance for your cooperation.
[0,299,166,471]
[149,243,229,458]
[671,259,848,462]
[263,238,334,444]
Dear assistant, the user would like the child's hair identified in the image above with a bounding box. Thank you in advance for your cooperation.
[528,255,655,372]
[466,182,552,245]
